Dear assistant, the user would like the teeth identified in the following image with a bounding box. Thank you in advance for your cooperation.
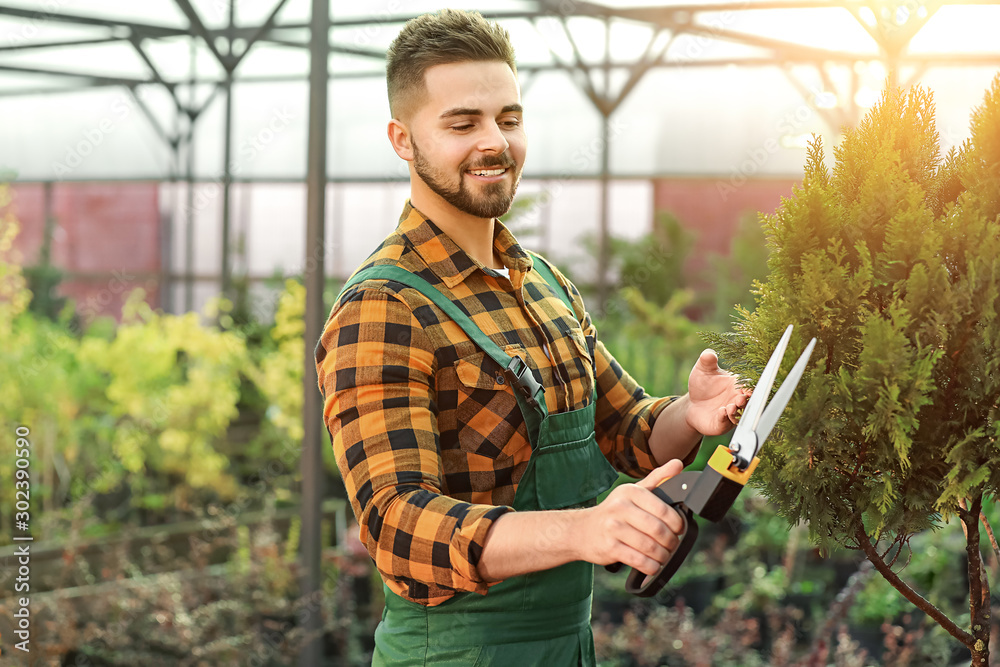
[470,168,506,176]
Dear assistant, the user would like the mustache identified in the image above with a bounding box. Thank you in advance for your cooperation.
[465,156,516,171]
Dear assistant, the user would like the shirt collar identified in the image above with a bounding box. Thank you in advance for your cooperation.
[396,200,533,289]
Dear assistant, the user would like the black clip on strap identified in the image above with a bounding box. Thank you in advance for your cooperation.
[503,355,544,410]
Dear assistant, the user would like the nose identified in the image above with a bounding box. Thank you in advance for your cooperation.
[476,119,509,155]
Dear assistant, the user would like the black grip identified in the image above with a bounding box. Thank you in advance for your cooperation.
[624,508,698,597]
[603,471,703,594]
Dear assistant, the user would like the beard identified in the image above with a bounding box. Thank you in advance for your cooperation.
[412,138,522,219]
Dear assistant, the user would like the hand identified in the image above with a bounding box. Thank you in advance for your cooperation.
[685,349,751,436]
[573,459,687,576]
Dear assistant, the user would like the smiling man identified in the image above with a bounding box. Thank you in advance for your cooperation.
[315,9,748,666]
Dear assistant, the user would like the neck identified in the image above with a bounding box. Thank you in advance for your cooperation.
[410,180,503,269]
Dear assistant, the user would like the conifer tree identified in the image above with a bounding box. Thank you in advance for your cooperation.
[709,76,1000,665]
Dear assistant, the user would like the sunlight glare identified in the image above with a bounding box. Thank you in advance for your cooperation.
[858,6,877,27]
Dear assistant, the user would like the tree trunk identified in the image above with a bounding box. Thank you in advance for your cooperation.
[962,494,991,667]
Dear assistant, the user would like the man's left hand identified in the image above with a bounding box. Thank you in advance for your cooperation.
[685,349,750,436]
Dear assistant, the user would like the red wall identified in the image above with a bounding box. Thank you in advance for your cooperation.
[8,182,161,322]
[653,177,798,275]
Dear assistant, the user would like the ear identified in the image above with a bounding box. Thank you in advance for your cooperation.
[387,119,414,161]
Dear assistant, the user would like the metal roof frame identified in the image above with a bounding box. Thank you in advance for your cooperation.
[4,0,1000,310]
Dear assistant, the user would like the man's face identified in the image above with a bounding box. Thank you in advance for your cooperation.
[406,60,526,219]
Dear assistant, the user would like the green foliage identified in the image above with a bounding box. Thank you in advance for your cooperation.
[76,292,249,500]
[613,212,694,308]
[703,212,771,323]
[707,78,1000,558]
[0,184,30,325]
[587,213,707,398]
[241,278,340,480]
[0,185,330,535]
[246,279,306,445]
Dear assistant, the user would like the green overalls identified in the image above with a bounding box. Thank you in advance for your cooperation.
[338,257,619,666]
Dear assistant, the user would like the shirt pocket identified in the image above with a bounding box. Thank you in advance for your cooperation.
[561,326,597,399]
[450,347,528,460]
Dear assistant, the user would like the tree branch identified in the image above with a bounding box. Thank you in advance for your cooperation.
[854,524,973,647]
[980,508,1000,567]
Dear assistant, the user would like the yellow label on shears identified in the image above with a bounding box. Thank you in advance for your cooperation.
[707,445,759,485]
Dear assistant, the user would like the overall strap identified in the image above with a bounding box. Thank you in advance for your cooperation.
[338,265,548,413]
[528,251,573,311]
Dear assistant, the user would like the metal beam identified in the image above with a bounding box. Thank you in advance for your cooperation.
[128,34,183,114]
[233,0,293,68]
[5,49,998,100]
[0,37,124,52]
[300,0,328,663]
[125,83,177,151]
[0,62,152,87]
[172,0,233,70]
[0,4,183,37]
[184,37,197,313]
[219,72,234,300]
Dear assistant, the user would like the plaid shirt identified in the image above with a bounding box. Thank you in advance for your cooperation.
[315,201,678,606]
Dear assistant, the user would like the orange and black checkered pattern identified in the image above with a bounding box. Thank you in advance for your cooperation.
[315,201,678,606]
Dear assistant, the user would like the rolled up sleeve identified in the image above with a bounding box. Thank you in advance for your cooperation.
[316,286,511,606]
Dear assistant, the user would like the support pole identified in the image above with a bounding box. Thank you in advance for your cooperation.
[220,70,234,303]
[184,35,197,312]
[595,17,612,316]
[163,132,178,314]
[596,114,611,316]
[299,0,328,663]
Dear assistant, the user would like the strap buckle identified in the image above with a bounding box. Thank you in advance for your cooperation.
[503,355,544,410]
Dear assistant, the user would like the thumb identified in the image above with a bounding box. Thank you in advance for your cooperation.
[696,348,720,373]
[637,458,684,491]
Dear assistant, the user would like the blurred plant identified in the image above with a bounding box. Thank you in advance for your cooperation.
[0,185,95,536]
[0,498,352,666]
[708,79,1000,663]
[614,212,695,309]
[74,291,247,512]
[593,598,802,667]
[702,211,770,326]
[246,279,306,445]
[242,277,340,483]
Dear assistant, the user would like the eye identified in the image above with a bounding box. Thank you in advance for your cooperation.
[501,118,521,128]
[452,124,474,131]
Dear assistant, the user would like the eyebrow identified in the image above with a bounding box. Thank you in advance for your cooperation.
[439,104,523,119]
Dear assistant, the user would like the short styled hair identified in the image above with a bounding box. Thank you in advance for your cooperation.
[386,9,517,120]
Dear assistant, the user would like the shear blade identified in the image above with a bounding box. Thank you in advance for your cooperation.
[730,326,815,467]
[755,337,817,446]
[730,325,792,454]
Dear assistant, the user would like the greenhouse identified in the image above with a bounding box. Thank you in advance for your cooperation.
[1,0,999,664]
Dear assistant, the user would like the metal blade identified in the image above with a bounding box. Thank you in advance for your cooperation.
[730,325,793,445]
[754,337,817,448]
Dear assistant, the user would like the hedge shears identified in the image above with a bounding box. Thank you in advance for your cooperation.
[609,325,817,597]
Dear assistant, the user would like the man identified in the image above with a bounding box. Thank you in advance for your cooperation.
[315,9,749,665]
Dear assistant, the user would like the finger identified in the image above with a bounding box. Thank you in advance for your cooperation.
[613,542,668,577]
[619,503,684,551]
[718,405,731,425]
[615,485,688,537]
[636,458,683,491]
[614,526,674,574]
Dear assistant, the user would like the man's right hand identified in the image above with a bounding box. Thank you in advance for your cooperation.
[572,459,687,576]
